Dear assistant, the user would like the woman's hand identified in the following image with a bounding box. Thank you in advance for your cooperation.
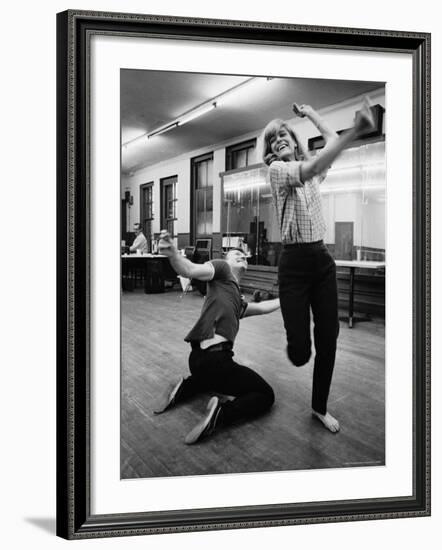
[293,103,315,118]
[354,98,375,135]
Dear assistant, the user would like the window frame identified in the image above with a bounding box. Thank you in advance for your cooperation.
[160,175,178,237]
[139,181,154,247]
[191,152,214,241]
[225,138,257,171]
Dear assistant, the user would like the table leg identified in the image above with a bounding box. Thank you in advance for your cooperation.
[144,259,165,293]
[144,261,150,293]
[348,267,355,328]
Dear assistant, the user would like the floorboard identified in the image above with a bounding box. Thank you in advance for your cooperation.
[121,288,385,479]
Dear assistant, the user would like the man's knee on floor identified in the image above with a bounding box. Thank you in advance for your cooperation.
[265,386,275,408]
[287,345,311,367]
[256,384,275,410]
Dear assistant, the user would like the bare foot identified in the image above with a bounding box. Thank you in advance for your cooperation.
[312,410,340,433]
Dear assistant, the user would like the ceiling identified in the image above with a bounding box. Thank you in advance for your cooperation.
[121,69,382,175]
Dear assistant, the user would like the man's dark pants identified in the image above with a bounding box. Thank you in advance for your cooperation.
[178,345,275,425]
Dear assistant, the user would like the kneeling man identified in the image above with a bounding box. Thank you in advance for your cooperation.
[155,231,280,444]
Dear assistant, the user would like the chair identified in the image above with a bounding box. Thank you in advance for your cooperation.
[194,238,212,263]
[184,246,196,261]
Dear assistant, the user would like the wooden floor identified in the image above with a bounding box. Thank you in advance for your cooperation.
[121,288,385,479]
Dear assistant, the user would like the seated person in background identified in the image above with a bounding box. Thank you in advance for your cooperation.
[154,230,280,445]
[129,223,148,254]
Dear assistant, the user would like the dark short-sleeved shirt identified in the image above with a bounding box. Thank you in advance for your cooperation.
[184,259,248,344]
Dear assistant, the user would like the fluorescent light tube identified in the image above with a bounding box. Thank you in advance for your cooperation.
[178,102,216,126]
[147,122,179,139]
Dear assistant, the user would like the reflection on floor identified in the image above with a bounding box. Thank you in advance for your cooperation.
[121,289,385,479]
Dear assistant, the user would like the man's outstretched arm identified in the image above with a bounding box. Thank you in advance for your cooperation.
[243,298,280,318]
[158,231,214,281]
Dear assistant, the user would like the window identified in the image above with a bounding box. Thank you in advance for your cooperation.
[222,165,271,266]
[191,153,213,238]
[225,138,256,171]
[160,176,177,236]
[320,141,386,261]
[140,182,154,248]
[221,141,386,267]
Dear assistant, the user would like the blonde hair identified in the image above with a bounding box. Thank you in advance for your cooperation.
[262,119,301,166]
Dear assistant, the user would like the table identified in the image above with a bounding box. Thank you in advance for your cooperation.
[121,254,177,293]
[335,260,386,328]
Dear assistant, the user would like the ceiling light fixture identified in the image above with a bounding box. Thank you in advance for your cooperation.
[177,102,217,126]
[122,77,272,148]
[147,122,180,139]
[146,102,217,139]
[213,77,269,107]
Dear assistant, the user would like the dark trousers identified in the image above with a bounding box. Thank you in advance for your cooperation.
[278,241,339,415]
[178,347,275,425]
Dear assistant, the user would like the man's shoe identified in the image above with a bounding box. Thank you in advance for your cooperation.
[153,377,186,414]
[184,396,222,445]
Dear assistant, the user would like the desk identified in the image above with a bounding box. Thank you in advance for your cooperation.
[121,254,176,293]
[335,260,386,328]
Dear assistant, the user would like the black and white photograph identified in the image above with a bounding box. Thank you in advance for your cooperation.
[52,4,431,542]
[1,0,438,546]
[120,70,387,479]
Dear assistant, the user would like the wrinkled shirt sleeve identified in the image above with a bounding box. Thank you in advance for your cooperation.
[210,259,231,280]
[316,168,328,184]
[269,161,304,195]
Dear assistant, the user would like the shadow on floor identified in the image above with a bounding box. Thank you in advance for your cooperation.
[25,517,56,534]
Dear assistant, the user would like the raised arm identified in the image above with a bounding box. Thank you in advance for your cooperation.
[158,231,214,281]
[295,104,338,145]
[299,98,375,182]
[243,298,280,318]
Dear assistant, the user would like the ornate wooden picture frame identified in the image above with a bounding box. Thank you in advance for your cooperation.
[56,10,430,539]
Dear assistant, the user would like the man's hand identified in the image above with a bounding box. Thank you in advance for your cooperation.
[158,230,177,257]
[158,231,215,281]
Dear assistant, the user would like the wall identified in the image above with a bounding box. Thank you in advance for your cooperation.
[363,199,386,250]
[123,157,191,235]
[293,89,386,250]
[123,131,258,238]
[122,89,385,248]
[3,2,440,550]
[124,88,385,247]
[212,148,226,234]
[275,88,386,146]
